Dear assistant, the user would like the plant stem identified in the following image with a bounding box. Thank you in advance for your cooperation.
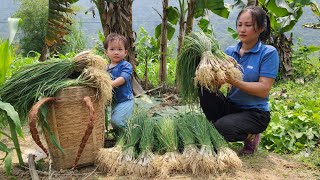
[8,118,24,166]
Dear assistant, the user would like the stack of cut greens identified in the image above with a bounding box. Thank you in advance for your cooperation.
[176,31,243,103]
[96,111,242,178]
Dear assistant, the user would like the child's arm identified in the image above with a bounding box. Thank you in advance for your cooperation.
[111,62,133,88]
[111,77,125,87]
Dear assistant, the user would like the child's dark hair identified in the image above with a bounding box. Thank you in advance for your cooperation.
[236,6,271,42]
[103,33,129,50]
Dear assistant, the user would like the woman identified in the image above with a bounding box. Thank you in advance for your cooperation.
[199,6,279,155]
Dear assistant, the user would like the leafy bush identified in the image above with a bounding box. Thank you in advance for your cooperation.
[298,147,320,168]
[135,27,177,88]
[262,79,320,153]
[13,0,48,56]
[291,39,320,81]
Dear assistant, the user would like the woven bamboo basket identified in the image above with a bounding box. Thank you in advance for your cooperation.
[44,86,105,170]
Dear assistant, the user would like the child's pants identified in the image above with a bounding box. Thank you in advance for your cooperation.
[111,99,134,128]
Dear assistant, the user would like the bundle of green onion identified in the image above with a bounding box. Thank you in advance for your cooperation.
[189,114,217,175]
[153,117,182,177]
[176,113,199,173]
[176,31,243,103]
[134,115,156,177]
[207,119,242,171]
[0,51,112,122]
[115,111,143,175]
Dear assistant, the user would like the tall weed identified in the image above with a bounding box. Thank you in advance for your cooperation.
[291,39,320,81]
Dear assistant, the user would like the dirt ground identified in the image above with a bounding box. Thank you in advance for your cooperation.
[1,131,319,180]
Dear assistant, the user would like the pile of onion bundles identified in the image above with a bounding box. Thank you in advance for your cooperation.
[176,31,243,103]
[96,111,242,178]
[0,50,112,121]
[0,50,113,156]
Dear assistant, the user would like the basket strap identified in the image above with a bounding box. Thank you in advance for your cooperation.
[28,97,56,156]
[73,96,96,168]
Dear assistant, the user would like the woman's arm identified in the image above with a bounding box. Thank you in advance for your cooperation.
[226,76,275,98]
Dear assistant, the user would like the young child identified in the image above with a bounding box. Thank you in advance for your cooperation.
[104,33,134,134]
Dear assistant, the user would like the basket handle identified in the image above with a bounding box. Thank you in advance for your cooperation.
[73,96,96,168]
[28,97,56,156]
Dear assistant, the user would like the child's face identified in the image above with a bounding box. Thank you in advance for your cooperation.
[105,40,128,64]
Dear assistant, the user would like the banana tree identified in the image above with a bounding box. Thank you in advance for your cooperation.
[40,0,79,61]
[91,0,145,95]
[258,0,314,77]
[303,1,320,29]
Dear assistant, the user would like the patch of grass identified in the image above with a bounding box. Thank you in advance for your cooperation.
[240,150,270,169]
[295,147,320,168]
[35,159,46,171]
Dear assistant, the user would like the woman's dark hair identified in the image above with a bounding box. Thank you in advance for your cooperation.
[236,6,271,42]
[103,33,129,50]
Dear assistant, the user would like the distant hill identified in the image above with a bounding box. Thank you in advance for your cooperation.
[1,0,319,50]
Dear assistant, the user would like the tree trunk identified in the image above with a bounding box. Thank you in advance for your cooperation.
[95,0,144,95]
[269,33,293,77]
[177,0,186,55]
[185,0,195,35]
[95,0,108,37]
[160,0,169,83]
[39,44,48,62]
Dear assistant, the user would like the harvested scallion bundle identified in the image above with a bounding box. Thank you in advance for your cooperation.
[190,114,217,176]
[115,112,143,175]
[207,120,242,171]
[153,117,181,177]
[96,136,125,173]
[176,31,243,103]
[0,60,75,121]
[176,113,199,173]
[73,50,107,72]
[134,113,157,177]
[0,53,112,122]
